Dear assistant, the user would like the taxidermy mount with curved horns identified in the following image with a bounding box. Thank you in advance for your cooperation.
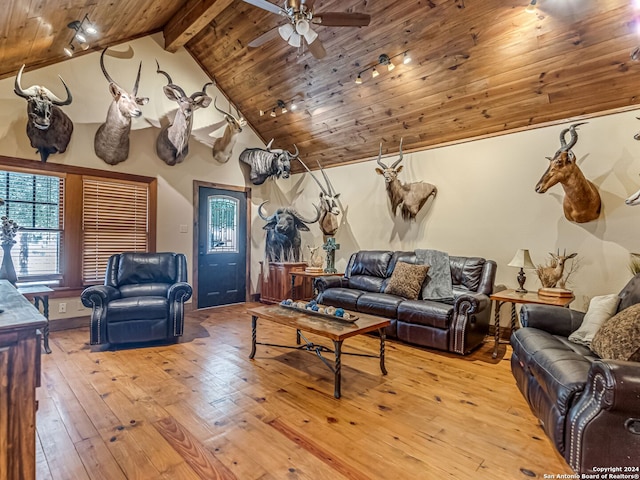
[242,0,371,59]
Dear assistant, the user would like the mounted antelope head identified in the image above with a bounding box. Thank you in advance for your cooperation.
[375,138,437,221]
[626,175,640,206]
[94,49,149,165]
[535,122,601,223]
[298,158,341,237]
[14,64,73,163]
[155,61,212,166]
[212,98,246,163]
[535,249,577,288]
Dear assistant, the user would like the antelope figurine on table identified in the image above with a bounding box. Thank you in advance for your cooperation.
[535,122,601,223]
[375,138,437,221]
[535,250,577,289]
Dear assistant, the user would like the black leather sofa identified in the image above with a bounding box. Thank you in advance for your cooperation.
[315,250,497,354]
[81,252,192,346]
[511,274,640,474]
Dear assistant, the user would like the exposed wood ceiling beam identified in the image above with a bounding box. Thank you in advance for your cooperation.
[163,0,234,53]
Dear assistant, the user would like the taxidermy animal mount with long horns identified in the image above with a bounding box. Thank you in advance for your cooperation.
[535,122,601,223]
[375,138,437,221]
[297,158,341,236]
[211,98,246,163]
[535,250,577,289]
[14,64,73,163]
[94,48,149,165]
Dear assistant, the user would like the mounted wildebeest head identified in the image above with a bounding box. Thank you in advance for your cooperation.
[258,200,320,263]
[297,158,341,237]
[94,48,149,165]
[14,64,73,163]
[239,139,298,185]
[535,122,601,223]
[212,97,246,163]
[155,61,212,166]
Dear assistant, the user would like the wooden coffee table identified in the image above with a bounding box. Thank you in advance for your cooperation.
[247,304,391,398]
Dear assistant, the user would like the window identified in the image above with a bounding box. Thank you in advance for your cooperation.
[82,178,149,284]
[208,195,238,253]
[0,171,63,282]
[0,157,156,291]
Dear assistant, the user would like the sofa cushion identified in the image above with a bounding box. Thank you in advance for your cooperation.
[117,252,177,286]
[119,283,170,298]
[107,296,168,322]
[349,275,385,293]
[318,288,364,310]
[568,293,620,347]
[384,262,430,300]
[356,293,404,317]
[511,328,594,415]
[591,303,640,361]
[386,251,417,277]
[397,300,453,329]
[450,256,485,292]
[347,251,393,278]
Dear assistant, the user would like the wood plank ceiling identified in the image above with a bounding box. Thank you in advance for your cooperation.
[2,0,640,173]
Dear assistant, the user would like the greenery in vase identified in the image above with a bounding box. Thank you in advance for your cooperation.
[1,214,20,247]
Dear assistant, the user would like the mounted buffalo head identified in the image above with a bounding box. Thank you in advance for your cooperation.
[258,200,320,263]
[14,64,73,163]
[239,139,298,185]
[94,48,149,165]
[155,61,212,166]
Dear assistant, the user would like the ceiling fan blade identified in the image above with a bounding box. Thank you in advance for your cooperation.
[248,26,281,47]
[306,37,326,59]
[241,0,286,15]
[312,12,371,27]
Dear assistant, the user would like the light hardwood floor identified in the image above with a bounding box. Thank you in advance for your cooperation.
[36,303,574,479]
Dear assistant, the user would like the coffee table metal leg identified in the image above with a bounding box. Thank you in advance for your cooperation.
[250,315,257,359]
[296,329,301,345]
[379,328,388,375]
[333,340,342,399]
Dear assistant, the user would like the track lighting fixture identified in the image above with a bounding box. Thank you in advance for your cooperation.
[63,14,97,57]
[354,50,411,84]
[258,98,301,118]
[525,0,537,13]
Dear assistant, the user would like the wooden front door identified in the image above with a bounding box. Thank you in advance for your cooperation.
[195,182,250,309]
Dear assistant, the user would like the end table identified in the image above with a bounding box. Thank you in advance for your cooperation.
[491,288,574,359]
[17,285,53,354]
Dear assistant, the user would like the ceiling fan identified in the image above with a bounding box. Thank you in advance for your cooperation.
[242,0,371,59]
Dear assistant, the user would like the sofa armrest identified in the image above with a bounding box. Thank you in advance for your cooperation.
[520,304,584,337]
[454,292,490,315]
[168,282,193,337]
[81,285,121,345]
[566,359,640,472]
[314,275,347,293]
[167,282,193,304]
[449,293,491,354]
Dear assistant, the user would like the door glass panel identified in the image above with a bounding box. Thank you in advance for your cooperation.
[207,195,238,253]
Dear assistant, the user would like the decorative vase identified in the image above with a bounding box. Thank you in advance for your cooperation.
[0,243,17,286]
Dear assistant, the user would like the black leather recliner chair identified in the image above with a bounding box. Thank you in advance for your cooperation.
[81,252,192,346]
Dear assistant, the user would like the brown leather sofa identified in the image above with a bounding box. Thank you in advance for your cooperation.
[314,250,497,354]
[511,274,640,474]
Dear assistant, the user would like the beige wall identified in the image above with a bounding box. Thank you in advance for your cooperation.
[281,111,640,320]
[2,33,640,327]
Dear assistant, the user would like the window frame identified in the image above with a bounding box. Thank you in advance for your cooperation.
[0,155,157,294]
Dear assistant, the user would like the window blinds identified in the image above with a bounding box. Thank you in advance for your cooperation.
[82,178,149,284]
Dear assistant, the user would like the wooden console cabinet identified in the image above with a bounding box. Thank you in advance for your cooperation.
[0,280,46,480]
[259,262,308,304]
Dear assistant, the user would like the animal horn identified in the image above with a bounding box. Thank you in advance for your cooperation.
[391,137,404,169]
[258,201,270,221]
[566,122,587,151]
[48,76,73,106]
[558,127,570,150]
[317,160,336,196]
[266,139,274,151]
[213,97,232,117]
[287,144,299,158]
[191,82,213,100]
[376,142,388,169]
[132,61,142,96]
[100,49,118,86]
[14,65,33,99]
[295,204,321,224]
[298,158,328,195]
[155,60,173,85]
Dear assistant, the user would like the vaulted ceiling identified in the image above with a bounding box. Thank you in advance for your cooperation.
[2,0,640,173]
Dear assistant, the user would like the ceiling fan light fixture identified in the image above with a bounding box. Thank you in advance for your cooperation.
[288,32,301,47]
[295,19,310,35]
[303,27,318,45]
[279,23,294,41]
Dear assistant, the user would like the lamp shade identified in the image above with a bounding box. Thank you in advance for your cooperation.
[508,249,535,269]
[279,23,294,41]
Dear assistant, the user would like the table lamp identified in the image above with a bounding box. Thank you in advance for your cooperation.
[508,249,536,293]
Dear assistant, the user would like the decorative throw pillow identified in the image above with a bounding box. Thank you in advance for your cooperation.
[385,262,430,300]
[568,294,620,347]
[591,303,640,361]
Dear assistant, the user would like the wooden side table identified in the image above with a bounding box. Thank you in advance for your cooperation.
[290,270,344,301]
[17,285,53,354]
[491,288,574,359]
